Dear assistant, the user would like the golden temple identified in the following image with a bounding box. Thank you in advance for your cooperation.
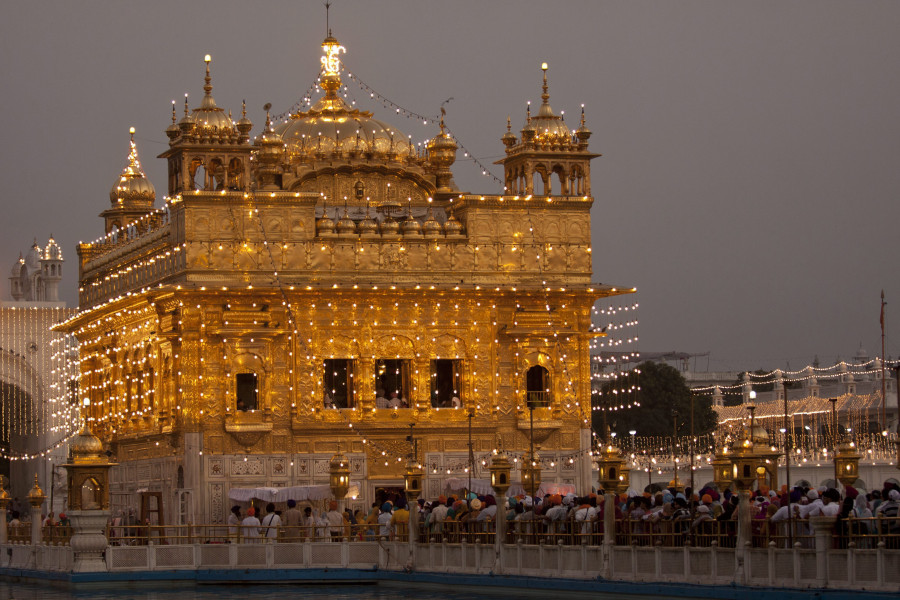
[59,33,633,523]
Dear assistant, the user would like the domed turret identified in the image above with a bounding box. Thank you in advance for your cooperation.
[178,95,196,136]
[426,108,458,193]
[166,101,180,141]
[530,63,572,143]
[10,254,23,279]
[25,240,41,269]
[44,236,62,261]
[496,62,599,196]
[272,34,415,163]
[501,116,517,148]
[110,128,156,208]
[575,106,591,148]
[190,55,236,141]
[254,107,286,190]
[236,100,253,143]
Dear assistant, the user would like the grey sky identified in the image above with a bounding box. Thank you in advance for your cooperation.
[1,1,898,371]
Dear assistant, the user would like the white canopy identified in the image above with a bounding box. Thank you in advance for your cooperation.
[445,478,576,498]
[228,482,361,504]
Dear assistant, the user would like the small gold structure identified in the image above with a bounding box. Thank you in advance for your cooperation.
[834,439,861,487]
[329,450,351,501]
[27,473,46,509]
[57,36,633,523]
[64,420,116,511]
[403,459,423,502]
[595,432,630,494]
[711,438,733,492]
[521,450,542,498]
[489,446,512,498]
[0,475,10,511]
[729,424,762,491]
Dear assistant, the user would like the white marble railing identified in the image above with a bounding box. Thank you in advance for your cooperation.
[2,534,899,592]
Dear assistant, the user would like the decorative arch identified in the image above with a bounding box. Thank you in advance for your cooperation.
[371,334,415,358]
[431,333,468,359]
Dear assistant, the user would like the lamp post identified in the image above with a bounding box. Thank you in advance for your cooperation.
[489,443,512,567]
[782,382,793,548]
[690,392,695,498]
[670,411,683,493]
[27,474,46,545]
[596,428,630,494]
[829,397,839,489]
[329,449,351,510]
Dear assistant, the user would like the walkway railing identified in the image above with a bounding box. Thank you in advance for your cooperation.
[97,516,900,549]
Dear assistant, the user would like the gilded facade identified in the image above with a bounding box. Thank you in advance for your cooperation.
[60,35,632,523]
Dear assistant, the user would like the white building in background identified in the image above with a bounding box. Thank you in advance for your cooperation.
[0,237,76,516]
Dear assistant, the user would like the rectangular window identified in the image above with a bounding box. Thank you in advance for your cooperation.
[324,359,354,409]
[431,359,462,408]
[375,359,410,408]
[236,373,258,411]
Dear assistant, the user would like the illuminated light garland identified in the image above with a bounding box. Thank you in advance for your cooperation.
[690,361,900,394]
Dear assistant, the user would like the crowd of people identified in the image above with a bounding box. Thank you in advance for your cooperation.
[221,480,900,547]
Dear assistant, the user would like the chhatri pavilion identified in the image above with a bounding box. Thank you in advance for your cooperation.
[58,32,633,524]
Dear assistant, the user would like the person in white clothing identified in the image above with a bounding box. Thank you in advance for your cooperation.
[241,507,262,543]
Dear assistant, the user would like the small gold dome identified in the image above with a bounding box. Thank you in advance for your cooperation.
[379,218,400,236]
[27,474,45,504]
[336,207,357,235]
[317,205,336,235]
[190,56,236,138]
[110,129,156,207]
[401,214,422,235]
[443,213,463,235]
[69,421,105,463]
[358,207,378,235]
[422,208,441,236]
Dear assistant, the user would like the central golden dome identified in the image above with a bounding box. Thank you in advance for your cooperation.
[270,34,414,163]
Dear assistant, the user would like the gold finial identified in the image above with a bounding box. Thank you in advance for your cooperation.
[242,100,247,119]
[171,100,177,124]
[506,116,511,133]
[325,0,332,37]
[121,127,146,178]
[526,102,531,123]
[541,62,550,105]
[203,54,213,96]
[580,105,586,127]
[184,94,190,116]
[263,102,273,130]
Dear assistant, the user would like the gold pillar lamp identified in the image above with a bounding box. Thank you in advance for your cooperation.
[404,459,423,501]
[489,446,512,498]
[595,431,630,494]
[521,449,542,498]
[834,439,861,487]
[329,450,351,500]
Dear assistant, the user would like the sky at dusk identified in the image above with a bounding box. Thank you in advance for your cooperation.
[1,1,898,372]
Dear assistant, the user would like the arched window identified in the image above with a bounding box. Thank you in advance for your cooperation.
[526,365,550,408]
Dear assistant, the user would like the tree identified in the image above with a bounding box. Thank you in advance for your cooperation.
[592,361,717,438]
